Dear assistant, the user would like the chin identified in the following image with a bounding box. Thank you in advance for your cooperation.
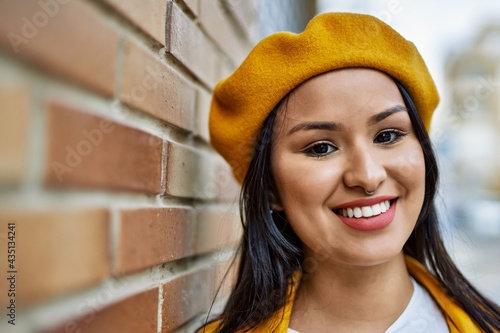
[339,247,406,268]
[316,234,408,269]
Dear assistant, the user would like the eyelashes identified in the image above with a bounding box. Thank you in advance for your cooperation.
[304,142,337,157]
[374,129,407,145]
[303,129,408,158]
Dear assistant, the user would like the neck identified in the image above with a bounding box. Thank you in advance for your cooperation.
[290,253,413,333]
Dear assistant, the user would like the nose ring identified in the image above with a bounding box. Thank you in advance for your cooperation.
[364,188,376,196]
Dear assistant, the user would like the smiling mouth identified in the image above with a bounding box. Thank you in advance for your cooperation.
[334,199,397,218]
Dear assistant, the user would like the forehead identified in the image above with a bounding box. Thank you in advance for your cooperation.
[278,68,404,123]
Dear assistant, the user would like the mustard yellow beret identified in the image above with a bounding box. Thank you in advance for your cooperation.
[209,12,439,184]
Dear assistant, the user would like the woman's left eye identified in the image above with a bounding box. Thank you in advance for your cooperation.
[374,130,406,144]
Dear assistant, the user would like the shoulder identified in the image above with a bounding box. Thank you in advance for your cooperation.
[404,255,485,333]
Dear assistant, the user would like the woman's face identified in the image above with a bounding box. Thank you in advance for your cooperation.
[271,68,425,268]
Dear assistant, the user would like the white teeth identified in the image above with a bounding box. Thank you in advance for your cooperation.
[380,201,387,213]
[353,207,362,218]
[337,200,392,218]
[361,206,373,217]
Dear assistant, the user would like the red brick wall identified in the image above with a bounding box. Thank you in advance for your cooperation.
[0,0,253,331]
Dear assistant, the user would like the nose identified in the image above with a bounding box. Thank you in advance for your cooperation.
[343,147,387,193]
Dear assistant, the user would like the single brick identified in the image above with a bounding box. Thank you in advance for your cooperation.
[45,101,164,194]
[165,142,218,200]
[165,1,220,88]
[162,268,216,332]
[194,207,241,255]
[198,0,251,66]
[104,0,166,45]
[165,142,239,199]
[45,288,158,333]
[0,209,109,308]
[0,87,30,186]
[164,140,197,198]
[0,0,118,96]
[114,207,193,276]
[121,38,195,132]
[194,88,211,142]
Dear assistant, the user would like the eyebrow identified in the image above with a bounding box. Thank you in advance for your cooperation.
[287,105,407,136]
[368,105,408,126]
[287,121,344,135]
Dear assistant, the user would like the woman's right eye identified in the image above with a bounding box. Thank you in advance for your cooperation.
[304,143,336,157]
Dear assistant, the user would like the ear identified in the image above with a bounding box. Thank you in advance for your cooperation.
[269,190,284,211]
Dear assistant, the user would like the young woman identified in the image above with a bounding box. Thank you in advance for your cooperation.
[200,12,500,333]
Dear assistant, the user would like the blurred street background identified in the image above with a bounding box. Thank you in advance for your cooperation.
[317,0,500,304]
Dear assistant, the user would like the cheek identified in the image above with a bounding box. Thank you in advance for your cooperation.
[272,156,341,207]
[388,145,426,200]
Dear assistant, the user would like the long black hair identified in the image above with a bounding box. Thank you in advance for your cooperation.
[202,80,500,332]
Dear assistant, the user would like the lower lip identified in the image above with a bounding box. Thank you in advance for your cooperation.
[336,200,397,231]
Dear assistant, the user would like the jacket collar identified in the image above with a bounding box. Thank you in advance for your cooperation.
[255,255,482,333]
[201,255,484,332]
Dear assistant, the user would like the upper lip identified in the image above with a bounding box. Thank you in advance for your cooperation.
[332,195,398,210]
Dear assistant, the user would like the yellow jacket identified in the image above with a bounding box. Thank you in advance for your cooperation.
[200,256,484,332]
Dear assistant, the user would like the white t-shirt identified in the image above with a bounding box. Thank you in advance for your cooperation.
[288,278,449,333]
